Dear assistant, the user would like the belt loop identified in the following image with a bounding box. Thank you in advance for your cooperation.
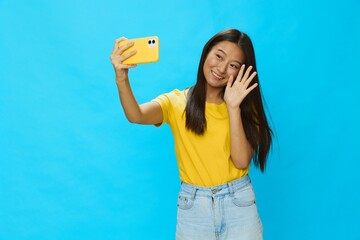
[228,182,234,197]
[191,186,197,200]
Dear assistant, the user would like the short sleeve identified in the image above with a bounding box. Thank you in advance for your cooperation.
[151,89,185,127]
[151,93,171,126]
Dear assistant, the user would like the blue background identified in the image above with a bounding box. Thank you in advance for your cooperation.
[1,0,359,239]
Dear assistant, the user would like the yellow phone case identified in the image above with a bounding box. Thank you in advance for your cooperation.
[118,36,160,64]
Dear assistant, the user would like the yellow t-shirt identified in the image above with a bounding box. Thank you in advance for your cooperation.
[152,89,249,187]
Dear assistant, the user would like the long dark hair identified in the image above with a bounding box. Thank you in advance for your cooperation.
[185,29,272,172]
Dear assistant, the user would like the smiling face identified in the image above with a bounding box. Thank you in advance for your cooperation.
[203,41,245,97]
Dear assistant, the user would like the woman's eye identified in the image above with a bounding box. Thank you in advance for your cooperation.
[230,64,238,69]
[216,54,222,60]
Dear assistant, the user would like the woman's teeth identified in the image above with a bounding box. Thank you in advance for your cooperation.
[212,71,224,80]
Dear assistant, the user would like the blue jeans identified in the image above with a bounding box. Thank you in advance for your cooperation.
[176,175,263,240]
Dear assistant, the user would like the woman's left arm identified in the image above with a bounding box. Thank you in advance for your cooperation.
[224,65,258,169]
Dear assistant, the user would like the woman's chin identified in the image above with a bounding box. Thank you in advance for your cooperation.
[206,78,227,88]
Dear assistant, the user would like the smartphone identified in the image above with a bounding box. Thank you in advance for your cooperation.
[118,36,160,64]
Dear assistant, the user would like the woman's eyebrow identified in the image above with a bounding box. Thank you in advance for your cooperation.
[217,48,227,55]
[217,48,242,65]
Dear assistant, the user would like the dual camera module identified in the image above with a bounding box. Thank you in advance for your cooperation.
[147,38,157,48]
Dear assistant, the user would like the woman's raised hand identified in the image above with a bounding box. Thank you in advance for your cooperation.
[224,65,258,110]
[110,37,137,83]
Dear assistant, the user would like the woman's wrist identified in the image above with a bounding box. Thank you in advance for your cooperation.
[227,105,241,114]
[115,75,128,85]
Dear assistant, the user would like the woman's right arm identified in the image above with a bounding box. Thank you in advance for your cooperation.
[110,37,163,125]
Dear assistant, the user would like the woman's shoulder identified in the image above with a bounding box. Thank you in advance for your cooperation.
[157,88,189,108]
[165,88,189,99]
[170,88,188,94]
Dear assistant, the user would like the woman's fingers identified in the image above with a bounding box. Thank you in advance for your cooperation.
[243,71,257,88]
[236,65,254,82]
[245,82,258,95]
[227,75,235,88]
[111,37,135,57]
[110,37,138,69]
[233,65,257,87]
[119,49,137,62]
[112,37,126,54]
[241,65,253,82]
[117,41,134,56]
[236,64,246,82]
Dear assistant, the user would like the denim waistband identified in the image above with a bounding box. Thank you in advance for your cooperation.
[180,175,251,198]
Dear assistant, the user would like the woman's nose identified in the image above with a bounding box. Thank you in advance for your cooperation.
[218,62,227,74]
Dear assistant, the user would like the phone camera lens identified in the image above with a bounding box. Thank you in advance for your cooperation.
[152,40,155,44]
[148,40,152,44]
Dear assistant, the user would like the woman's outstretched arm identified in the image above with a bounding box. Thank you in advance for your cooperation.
[110,37,163,125]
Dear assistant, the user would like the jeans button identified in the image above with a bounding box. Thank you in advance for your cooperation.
[212,189,219,194]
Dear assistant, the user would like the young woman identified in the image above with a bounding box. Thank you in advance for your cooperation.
[110,29,272,240]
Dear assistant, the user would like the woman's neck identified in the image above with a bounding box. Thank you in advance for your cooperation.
[206,87,224,104]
